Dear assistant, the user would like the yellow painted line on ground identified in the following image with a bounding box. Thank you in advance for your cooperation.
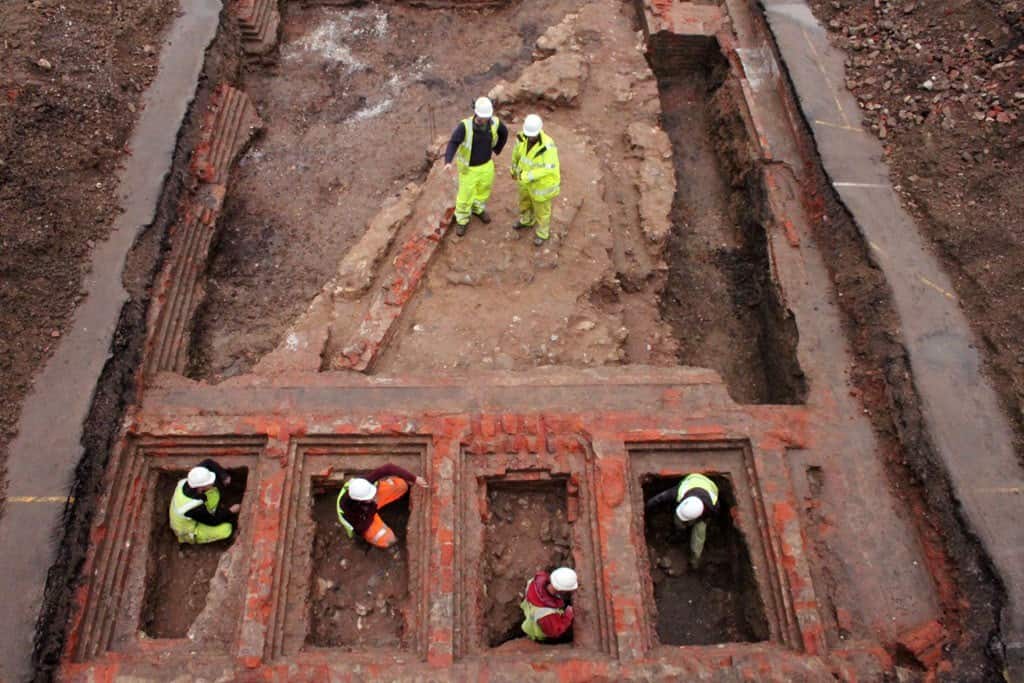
[7,496,73,504]
[919,277,956,300]
[814,119,864,133]
[802,28,850,125]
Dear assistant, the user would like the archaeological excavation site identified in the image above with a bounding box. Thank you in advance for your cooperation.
[3,0,1023,681]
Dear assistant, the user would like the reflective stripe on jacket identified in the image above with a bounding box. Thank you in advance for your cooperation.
[511,131,560,201]
[456,117,500,171]
[335,481,356,538]
[676,473,719,506]
[169,479,216,541]
[520,579,564,641]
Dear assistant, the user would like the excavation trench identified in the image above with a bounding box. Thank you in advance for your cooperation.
[306,482,412,650]
[179,0,807,401]
[641,475,768,646]
[141,468,248,639]
[483,480,573,648]
[652,46,806,405]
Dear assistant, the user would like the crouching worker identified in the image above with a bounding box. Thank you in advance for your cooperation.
[336,464,428,549]
[520,566,578,643]
[645,472,719,567]
[169,460,239,544]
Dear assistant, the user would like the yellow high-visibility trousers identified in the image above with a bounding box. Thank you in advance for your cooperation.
[517,185,553,240]
[455,160,495,225]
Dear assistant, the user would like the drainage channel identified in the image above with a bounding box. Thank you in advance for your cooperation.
[46,0,995,679]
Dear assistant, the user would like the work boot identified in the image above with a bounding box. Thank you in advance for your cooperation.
[533,235,547,247]
[456,223,468,237]
[512,221,530,231]
[475,210,491,224]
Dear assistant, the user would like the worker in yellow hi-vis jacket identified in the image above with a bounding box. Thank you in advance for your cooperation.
[510,114,561,247]
[444,97,509,237]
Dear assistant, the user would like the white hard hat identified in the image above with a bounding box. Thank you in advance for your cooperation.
[187,466,216,489]
[347,478,377,502]
[522,114,543,137]
[675,496,705,523]
[474,96,493,118]
[550,567,579,592]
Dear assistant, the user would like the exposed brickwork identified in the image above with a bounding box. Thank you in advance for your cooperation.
[143,84,261,378]
[230,0,281,55]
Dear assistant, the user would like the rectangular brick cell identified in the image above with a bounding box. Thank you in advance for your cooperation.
[71,436,265,662]
[270,436,430,660]
[628,441,802,651]
[456,442,615,659]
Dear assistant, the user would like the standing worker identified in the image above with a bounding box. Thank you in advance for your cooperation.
[444,96,509,236]
[168,459,240,544]
[336,464,428,549]
[510,114,560,247]
[519,566,578,643]
[646,472,720,567]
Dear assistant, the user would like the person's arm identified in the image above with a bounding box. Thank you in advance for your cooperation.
[538,607,574,639]
[366,463,417,484]
[645,486,677,511]
[493,121,509,155]
[444,123,465,165]
[510,137,522,176]
[524,147,559,183]
[184,498,234,526]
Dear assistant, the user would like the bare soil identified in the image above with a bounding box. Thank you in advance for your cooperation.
[483,482,572,647]
[0,0,177,499]
[642,477,768,646]
[140,468,248,638]
[306,487,411,650]
[189,0,581,380]
[807,0,1024,451]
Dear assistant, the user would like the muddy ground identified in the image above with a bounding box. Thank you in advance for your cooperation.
[0,0,176,501]
[808,0,1024,452]
[306,488,411,650]
[140,468,248,638]
[483,482,572,647]
[642,477,768,646]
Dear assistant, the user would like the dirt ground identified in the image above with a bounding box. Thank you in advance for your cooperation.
[306,488,411,650]
[0,0,177,500]
[807,0,1024,450]
[642,477,768,646]
[482,482,572,647]
[140,468,247,638]
[189,0,582,380]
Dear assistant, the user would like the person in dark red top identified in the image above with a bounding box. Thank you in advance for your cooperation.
[519,567,578,642]
[336,464,427,548]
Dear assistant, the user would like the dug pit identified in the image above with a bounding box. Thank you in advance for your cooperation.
[306,484,411,650]
[140,468,248,639]
[483,480,573,647]
[641,475,769,646]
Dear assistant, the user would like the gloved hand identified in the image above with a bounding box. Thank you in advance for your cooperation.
[509,165,518,178]
[564,605,574,619]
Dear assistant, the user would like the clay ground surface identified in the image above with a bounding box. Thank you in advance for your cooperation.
[482,482,572,647]
[189,0,581,380]
[642,477,768,646]
[140,469,248,639]
[807,0,1024,451]
[0,0,176,498]
[306,488,411,650]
